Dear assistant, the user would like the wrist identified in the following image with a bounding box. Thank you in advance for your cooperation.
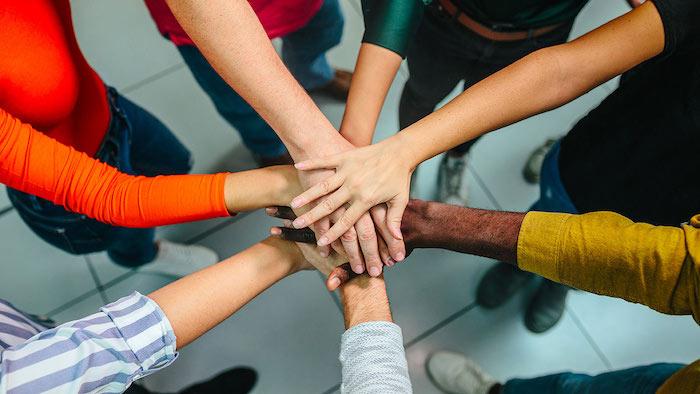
[340,275,392,328]
[389,131,424,171]
[260,237,304,276]
[269,165,302,206]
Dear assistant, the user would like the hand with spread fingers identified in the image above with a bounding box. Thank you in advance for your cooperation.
[289,136,415,261]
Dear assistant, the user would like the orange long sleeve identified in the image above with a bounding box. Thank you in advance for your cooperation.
[0,108,230,227]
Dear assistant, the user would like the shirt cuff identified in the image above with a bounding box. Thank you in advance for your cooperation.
[517,211,574,282]
[101,292,178,377]
[340,321,411,393]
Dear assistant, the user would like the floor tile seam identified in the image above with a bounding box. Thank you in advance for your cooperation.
[467,165,504,211]
[121,62,187,94]
[566,306,614,370]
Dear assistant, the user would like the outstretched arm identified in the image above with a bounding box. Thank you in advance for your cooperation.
[0,237,307,392]
[289,1,666,246]
[163,0,351,161]
[339,276,412,393]
[398,200,700,321]
[341,0,426,145]
[0,107,301,227]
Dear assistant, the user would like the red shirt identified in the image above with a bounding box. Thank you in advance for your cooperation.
[144,0,323,45]
[0,0,109,156]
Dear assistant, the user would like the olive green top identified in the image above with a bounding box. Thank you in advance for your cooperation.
[361,0,588,57]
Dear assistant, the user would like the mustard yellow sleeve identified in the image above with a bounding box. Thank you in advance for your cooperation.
[657,360,700,394]
[517,211,700,324]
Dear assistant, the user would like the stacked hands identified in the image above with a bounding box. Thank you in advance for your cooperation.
[280,136,418,281]
[263,151,423,291]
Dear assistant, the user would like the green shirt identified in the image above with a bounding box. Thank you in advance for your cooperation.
[362,0,588,57]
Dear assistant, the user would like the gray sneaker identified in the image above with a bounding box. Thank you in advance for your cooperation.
[437,154,469,206]
[522,138,557,184]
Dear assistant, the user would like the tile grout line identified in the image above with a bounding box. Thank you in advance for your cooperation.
[567,306,614,370]
[468,165,504,211]
[316,271,343,313]
[319,302,479,394]
[0,205,14,219]
[84,255,109,304]
[121,62,187,94]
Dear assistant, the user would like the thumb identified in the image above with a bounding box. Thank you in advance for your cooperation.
[386,196,408,241]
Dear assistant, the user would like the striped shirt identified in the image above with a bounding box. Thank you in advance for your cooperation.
[0,292,177,393]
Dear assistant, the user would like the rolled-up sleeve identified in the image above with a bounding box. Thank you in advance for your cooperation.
[0,292,177,393]
[361,0,429,58]
[340,321,411,393]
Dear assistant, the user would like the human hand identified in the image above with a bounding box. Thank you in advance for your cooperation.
[290,135,415,250]
[297,140,405,276]
[267,206,358,291]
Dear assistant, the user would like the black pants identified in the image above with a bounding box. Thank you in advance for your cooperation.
[399,7,574,155]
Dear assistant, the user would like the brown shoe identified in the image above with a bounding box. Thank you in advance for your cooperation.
[309,69,352,101]
[254,151,294,167]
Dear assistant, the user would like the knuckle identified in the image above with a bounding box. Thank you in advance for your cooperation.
[341,229,357,242]
[321,198,335,213]
[319,180,332,194]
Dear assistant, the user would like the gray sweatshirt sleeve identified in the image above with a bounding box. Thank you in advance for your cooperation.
[339,321,412,393]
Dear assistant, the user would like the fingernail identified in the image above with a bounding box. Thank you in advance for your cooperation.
[387,258,395,266]
[329,277,340,289]
[293,218,306,228]
[396,252,405,261]
[290,198,302,208]
[294,162,306,169]
[265,207,277,215]
[270,228,281,235]
[369,267,381,277]
[352,265,364,274]
[317,236,329,246]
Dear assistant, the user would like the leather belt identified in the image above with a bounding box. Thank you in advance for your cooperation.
[436,0,562,41]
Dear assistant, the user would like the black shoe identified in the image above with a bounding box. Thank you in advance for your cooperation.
[179,367,258,394]
[524,280,569,333]
[476,263,535,309]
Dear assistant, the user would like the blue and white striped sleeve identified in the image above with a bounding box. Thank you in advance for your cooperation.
[0,292,178,394]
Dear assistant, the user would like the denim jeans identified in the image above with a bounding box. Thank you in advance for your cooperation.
[531,141,577,214]
[7,87,193,267]
[177,0,343,159]
[502,363,684,394]
[399,6,573,155]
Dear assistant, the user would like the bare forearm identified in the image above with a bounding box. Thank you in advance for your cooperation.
[164,0,345,159]
[396,2,665,166]
[340,275,392,328]
[403,200,524,264]
[340,43,402,147]
[224,165,300,213]
[149,237,300,348]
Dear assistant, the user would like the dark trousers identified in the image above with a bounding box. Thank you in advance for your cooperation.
[399,7,573,155]
[503,363,684,394]
[7,88,192,267]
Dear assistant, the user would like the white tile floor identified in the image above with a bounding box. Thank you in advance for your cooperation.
[0,0,697,393]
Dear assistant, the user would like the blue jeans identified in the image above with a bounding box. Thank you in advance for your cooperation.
[503,363,684,393]
[7,88,193,267]
[177,0,343,158]
[530,140,577,215]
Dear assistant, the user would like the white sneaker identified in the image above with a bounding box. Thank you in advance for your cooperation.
[139,240,219,277]
[426,351,498,394]
[437,154,469,206]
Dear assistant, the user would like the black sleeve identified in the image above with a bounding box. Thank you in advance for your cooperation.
[651,0,700,56]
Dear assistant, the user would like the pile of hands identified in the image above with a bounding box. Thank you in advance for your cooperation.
[266,135,423,290]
